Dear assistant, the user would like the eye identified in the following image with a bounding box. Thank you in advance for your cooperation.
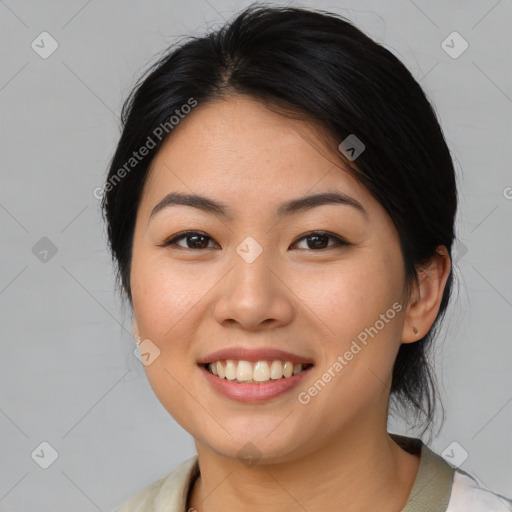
[162,230,349,251]
[291,231,349,250]
[163,231,219,250]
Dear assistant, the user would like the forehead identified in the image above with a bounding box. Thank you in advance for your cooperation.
[140,95,371,215]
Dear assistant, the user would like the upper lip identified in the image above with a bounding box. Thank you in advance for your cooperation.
[198,347,314,365]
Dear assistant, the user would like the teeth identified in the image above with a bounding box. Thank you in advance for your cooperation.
[225,360,237,380]
[237,360,253,381]
[206,359,311,383]
[253,361,270,382]
[216,361,225,379]
[270,360,283,379]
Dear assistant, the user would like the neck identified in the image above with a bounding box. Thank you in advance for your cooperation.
[187,425,420,512]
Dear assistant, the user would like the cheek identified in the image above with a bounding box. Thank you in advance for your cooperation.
[131,250,217,342]
[291,251,405,402]
[130,251,225,423]
[294,252,403,340]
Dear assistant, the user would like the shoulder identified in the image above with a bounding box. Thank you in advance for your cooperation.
[113,455,199,512]
[447,469,512,512]
[390,433,511,512]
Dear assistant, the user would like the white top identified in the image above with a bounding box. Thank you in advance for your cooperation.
[448,471,512,511]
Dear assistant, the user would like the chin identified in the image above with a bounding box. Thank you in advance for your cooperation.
[194,425,312,466]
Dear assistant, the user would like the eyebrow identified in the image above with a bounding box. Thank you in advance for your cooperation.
[148,190,367,222]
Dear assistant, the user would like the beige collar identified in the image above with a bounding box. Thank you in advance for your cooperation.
[391,433,455,511]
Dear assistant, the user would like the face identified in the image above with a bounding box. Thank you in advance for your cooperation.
[130,95,410,463]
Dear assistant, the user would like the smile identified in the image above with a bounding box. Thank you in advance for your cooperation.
[205,359,313,384]
[199,360,314,403]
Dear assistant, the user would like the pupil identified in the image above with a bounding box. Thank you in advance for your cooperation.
[190,235,208,249]
[308,234,328,249]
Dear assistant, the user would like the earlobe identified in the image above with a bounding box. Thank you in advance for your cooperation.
[401,246,451,344]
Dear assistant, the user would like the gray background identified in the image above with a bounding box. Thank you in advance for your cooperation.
[1,0,511,510]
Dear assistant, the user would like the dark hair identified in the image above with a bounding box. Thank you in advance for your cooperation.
[101,3,457,436]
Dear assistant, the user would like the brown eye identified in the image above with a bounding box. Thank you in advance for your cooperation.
[291,231,349,250]
[163,231,219,250]
[162,230,349,251]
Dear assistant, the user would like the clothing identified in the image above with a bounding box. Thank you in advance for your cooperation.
[114,434,512,511]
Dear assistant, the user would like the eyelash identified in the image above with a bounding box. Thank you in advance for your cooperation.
[162,230,350,251]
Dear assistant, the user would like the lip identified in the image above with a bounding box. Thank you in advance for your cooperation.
[197,347,314,365]
[199,364,313,403]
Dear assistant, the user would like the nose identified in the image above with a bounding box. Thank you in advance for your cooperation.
[212,245,295,331]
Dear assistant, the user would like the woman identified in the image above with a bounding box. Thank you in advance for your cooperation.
[102,4,512,511]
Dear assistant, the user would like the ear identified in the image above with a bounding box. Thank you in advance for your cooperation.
[401,245,451,343]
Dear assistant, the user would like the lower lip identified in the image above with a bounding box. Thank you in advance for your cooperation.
[199,364,313,403]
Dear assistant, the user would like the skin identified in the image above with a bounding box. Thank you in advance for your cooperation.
[130,94,451,512]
